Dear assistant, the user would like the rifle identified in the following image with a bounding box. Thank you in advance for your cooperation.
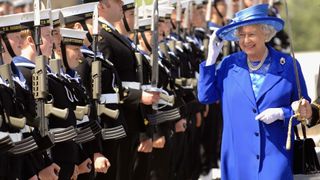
[0,32,26,129]
[32,0,68,142]
[91,4,119,120]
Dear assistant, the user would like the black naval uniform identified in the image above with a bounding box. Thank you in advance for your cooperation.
[98,20,145,180]
[149,49,183,180]
[13,56,79,180]
[76,45,127,180]
[0,62,37,180]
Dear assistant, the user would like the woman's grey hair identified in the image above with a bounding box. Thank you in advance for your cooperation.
[260,24,277,42]
[234,24,277,42]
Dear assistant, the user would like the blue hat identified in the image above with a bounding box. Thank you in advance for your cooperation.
[216,4,284,41]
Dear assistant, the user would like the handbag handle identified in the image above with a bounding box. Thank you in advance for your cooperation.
[294,124,307,140]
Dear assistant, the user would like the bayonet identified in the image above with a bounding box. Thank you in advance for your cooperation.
[176,0,182,35]
[151,0,159,90]
[203,0,212,59]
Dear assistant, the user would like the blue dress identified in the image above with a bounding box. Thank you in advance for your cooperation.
[198,46,310,180]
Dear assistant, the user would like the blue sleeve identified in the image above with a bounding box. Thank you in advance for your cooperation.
[197,61,221,104]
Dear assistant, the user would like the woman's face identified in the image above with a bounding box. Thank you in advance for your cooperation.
[66,45,83,69]
[238,24,267,60]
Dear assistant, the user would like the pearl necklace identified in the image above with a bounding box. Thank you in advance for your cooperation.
[247,49,269,71]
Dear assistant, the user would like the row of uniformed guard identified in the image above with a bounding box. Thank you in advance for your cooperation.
[0,0,296,180]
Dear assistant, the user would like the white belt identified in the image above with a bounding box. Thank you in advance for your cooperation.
[100,93,120,104]
[122,81,141,90]
[77,115,90,125]
[0,132,9,139]
[182,85,194,89]
[9,133,22,142]
[21,125,33,133]
[0,132,22,142]
[158,99,174,106]
[141,84,152,91]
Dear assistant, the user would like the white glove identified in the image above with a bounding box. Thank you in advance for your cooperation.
[291,99,312,120]
[205,31,224,66]
[255,108,284,124]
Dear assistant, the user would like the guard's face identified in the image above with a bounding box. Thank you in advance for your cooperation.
[100,0,124,23]
[165,19,172,35]
[6,32,22,56]
[171,10,177,25]
[238,25,267,60]
[192,6,205,27]
[52,27,62,57]
[0,3,11,16]
[14,6,24,14]
[144,31,153,47]
[40,26,53,58]
[158,21,167,41]
[216,1,227,17]
[66,45,83,69]
[243,0,254,8]
[124,9,134,32]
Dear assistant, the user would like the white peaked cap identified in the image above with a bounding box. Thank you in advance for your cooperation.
[0,13,22,28]
[52,9,60,21]
[194,0,203,5]
[138,18,152,27]
[60,2,97,18]
[12,0,33,7]
[181,0,193,9]
[60,28,88,40]
[20,9,51,23]
[123,0,134,6]
[159,6,174,17]
[138,5,152,18]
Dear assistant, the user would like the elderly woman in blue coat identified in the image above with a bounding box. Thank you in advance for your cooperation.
[198,4,311,180]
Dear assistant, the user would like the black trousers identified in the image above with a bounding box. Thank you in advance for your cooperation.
[200,103,222,174]
[0,153,22,180]
[117,133,139,180]
[133,152,152,180]
[149,134,173,180]
[170,132,188,180]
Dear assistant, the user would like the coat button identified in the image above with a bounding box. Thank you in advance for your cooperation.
[256,155,260,160]
[252,108,257,113]
[254,132,259,136]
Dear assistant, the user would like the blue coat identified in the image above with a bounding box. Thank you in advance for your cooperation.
[198,47,310,180]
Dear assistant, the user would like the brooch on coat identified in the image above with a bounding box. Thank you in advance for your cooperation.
[280,57,286,65]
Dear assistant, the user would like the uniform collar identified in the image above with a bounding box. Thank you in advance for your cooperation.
[80,45,104,60]
[13,56,35,68]
[11,61,28,90]
[13,55,52,73]
[99,18,116,31]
